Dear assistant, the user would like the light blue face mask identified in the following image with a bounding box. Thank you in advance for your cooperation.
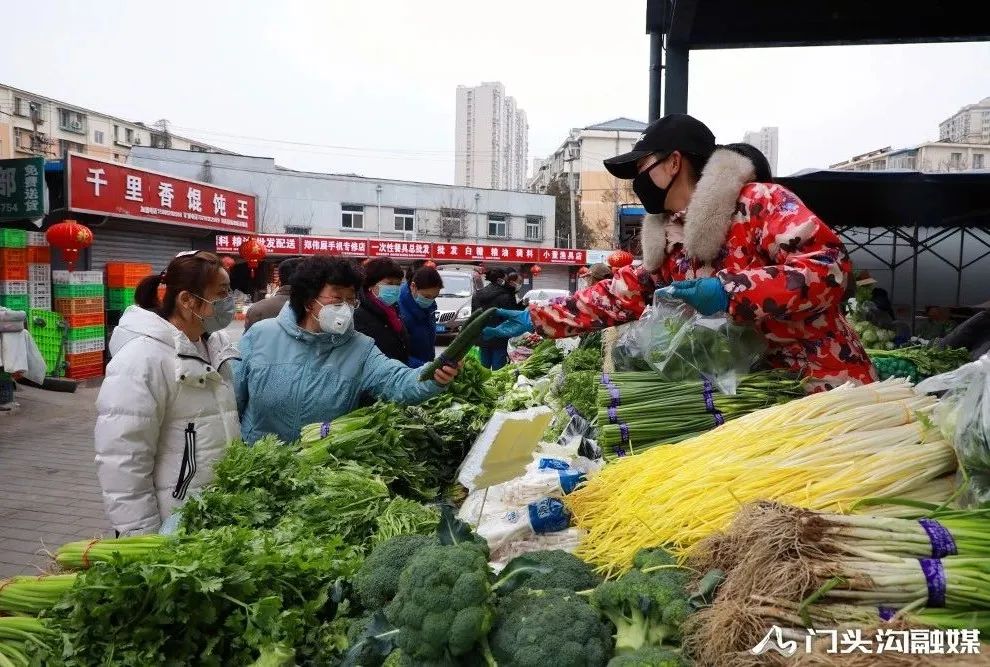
[414,294,435,309]
[376,284,401,306]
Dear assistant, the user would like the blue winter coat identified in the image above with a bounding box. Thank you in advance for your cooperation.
[397,283,437,369]
[234,303,442,443]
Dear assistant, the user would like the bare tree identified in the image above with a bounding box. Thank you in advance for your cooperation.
[428,195,469,241]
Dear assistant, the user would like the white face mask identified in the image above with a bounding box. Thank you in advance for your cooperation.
[316,302,353,335]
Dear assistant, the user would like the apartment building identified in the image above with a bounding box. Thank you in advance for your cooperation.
[742,126,779,175]
[939,96,990,144]
[0,84,227,162]
[454,82,529,191]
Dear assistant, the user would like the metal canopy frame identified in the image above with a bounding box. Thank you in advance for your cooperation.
[646,0,990,119]
[833,224,990,332]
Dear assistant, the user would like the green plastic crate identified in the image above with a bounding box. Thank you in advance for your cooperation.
[0,294,28,311]
[66,325,106,341]
[27,309,63,375]
[53,283,104,298]
[107,287,137,311]
[0,228,27,249]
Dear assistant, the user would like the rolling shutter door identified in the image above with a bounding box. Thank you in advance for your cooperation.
[531,265,570,291]
[89,230,193,274]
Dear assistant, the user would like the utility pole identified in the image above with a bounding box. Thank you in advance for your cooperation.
[376,184,383,238]
[565,141,579,249]
[474,192,481,243]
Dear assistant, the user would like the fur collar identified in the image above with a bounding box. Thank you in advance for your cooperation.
[640,148,757,270]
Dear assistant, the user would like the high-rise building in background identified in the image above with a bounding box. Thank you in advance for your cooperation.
[455,82,529,191]
[939,97,990,144]
[742,126,779,175]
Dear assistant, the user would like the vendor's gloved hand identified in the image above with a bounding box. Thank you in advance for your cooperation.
[662,278,729,316]
[482,308,533,341]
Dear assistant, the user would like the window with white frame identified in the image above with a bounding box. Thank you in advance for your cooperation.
[487,212,508,238]
[525,215,543,241]
[93,130,105,144]
[974,154,985,170]
[58,108,87,134]
[394,208,415,232]
[341,204,365,230]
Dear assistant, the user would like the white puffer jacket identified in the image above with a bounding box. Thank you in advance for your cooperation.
[94,306,240,535]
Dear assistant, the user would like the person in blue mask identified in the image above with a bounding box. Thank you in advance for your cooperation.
[235,256,459,443]
[354,258,410,364]
[398,266,443,368]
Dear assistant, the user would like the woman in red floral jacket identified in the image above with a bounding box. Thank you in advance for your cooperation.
[485,114,876,391]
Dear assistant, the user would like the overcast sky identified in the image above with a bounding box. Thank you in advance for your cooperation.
[4,1,989,181]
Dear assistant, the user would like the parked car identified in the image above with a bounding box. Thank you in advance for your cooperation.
[434,266,478,339]
[521,288,570,305]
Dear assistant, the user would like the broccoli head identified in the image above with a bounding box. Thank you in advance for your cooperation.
[632,547,677,571]
[352,534,436,611]
[489,588,612,667]
[606,646,689,667]
[589,554,691,654]
[500,549,602,593]
[385,543,494,663]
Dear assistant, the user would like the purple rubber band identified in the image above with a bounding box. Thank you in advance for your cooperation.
[919,558,947,607]
[608,384,621,408]
[320,422,331,438]
[878,607,897,622]
[601,373,611,386]
[613,446,626,457]
[565,405,578,418]
[919,518,958,558]
[619,422,630,443]
[701,379,725,427]
[608,406,618,424]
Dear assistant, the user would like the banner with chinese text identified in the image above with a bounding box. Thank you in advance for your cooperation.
[67,153,256,233]
[0,157,45,222]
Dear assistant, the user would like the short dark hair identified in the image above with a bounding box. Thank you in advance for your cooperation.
[277,258,302,285]
[722,143,774,182]
[406,259,428,283]
[411,267,443,290]
[485,268,506,284]
[289,256,363,321]
[363,258,404,289]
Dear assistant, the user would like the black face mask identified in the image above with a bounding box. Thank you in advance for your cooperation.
[633,160,670,214]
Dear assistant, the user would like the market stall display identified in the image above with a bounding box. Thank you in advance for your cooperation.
[1,316,985,665]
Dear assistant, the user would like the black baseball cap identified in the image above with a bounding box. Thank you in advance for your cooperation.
[603,113,716,179]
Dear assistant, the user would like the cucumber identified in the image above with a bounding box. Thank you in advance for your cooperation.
[420,307,499,381]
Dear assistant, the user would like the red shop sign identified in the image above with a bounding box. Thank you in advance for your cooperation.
[299,236,367,257]
[367,240,432,260]
[433,242,536,262]
[537,247,586,265]
[216,234,300,255]
[67,153,256,233]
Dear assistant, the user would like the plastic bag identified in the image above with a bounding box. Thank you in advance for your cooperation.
[474,496,572,556]
[635,292,765,394]
[916,354,990,506]
[611,320,654,372]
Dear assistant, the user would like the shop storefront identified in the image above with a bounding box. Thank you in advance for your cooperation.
[65,153,257,273]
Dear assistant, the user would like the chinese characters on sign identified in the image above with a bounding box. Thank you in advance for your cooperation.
[750,625,982,658]
[67,153,256,233]
[0,157,45,222]
[215,234,591,263]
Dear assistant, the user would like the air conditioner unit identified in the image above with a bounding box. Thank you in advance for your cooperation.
[70,120,82,130]
[402,232,417,242]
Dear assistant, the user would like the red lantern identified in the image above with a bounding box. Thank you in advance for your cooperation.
[423,260,437,268]
[530,264,542,276]
[45,220,93,272]
[608,250,634,269]
[238,237,267,278]
[221,256,236,271]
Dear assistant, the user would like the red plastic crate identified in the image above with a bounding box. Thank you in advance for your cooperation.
[64,312,105,327]
[106,263,153,289]
[0,264,27,281]
[54,297,105,316]
[0,248,27,268]
[26,246,50,263]
[65,351,105,380]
